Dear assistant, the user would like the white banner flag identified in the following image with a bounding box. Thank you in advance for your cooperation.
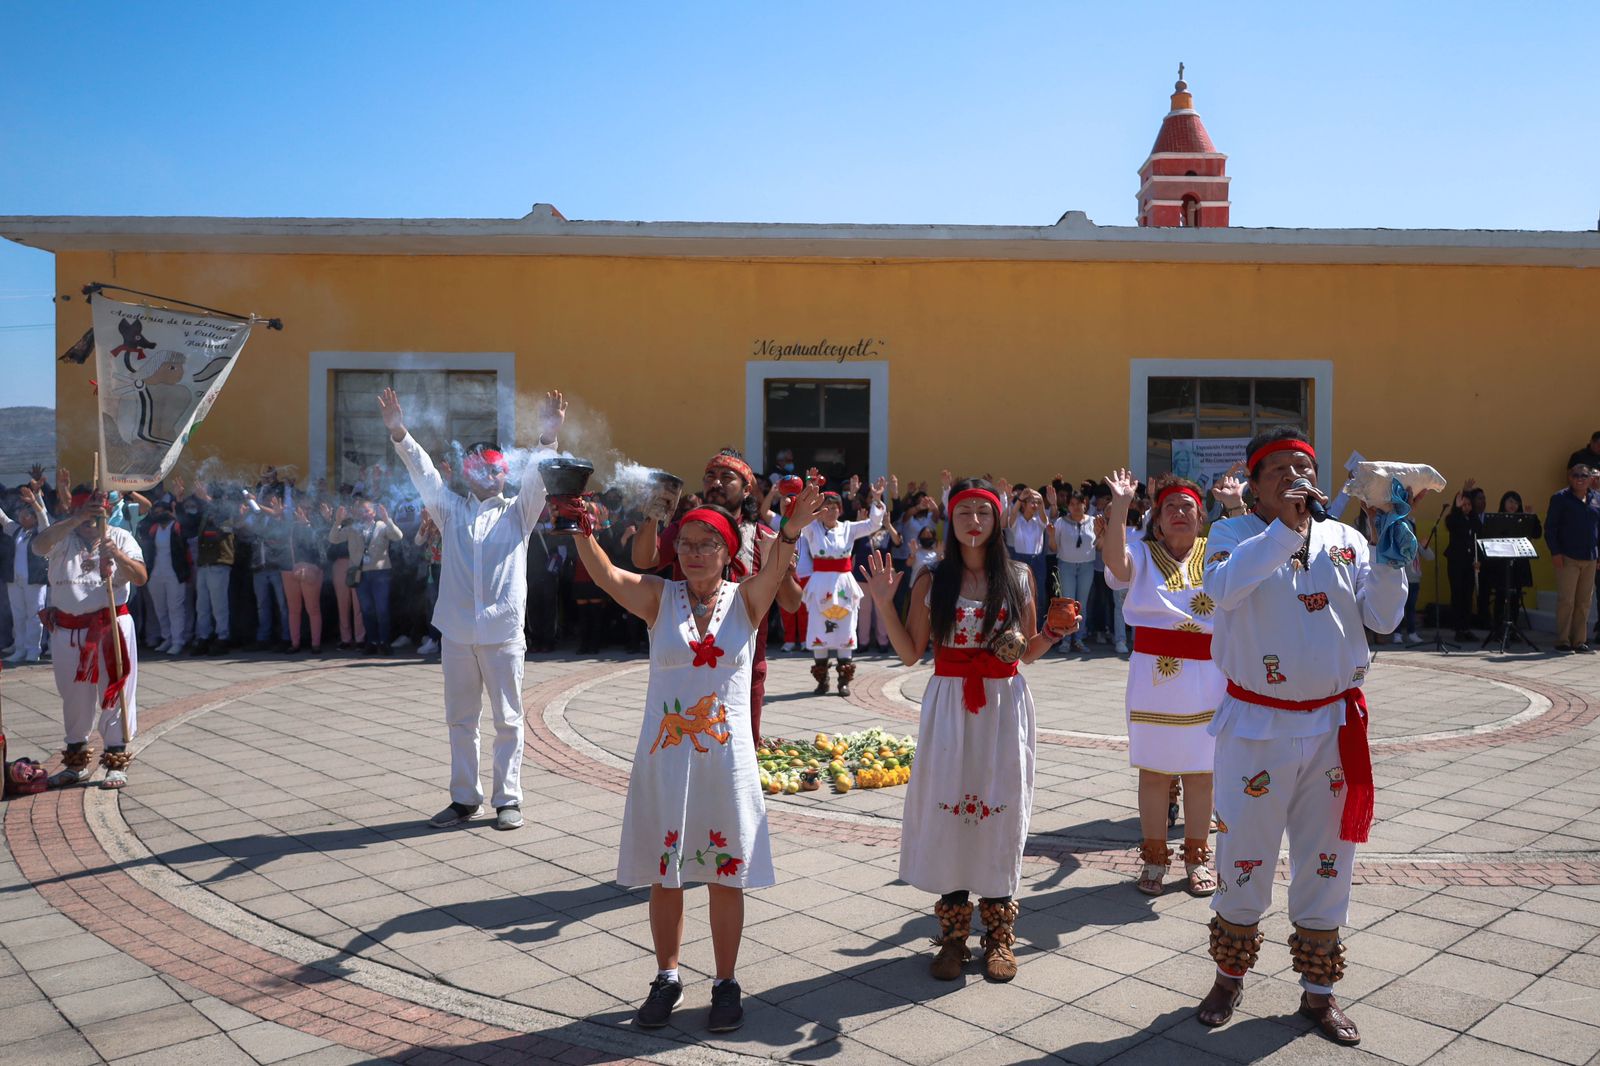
[92,296,253,491]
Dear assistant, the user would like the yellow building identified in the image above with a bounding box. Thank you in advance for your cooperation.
[4,206,1600,613]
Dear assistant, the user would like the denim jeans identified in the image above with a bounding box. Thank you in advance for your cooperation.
[356,570,393,646]
[252,569,287,643]
[1055,560,1095,615]
[1013,552,1048,628]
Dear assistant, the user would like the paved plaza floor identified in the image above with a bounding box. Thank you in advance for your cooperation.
[3,635,1600,1064]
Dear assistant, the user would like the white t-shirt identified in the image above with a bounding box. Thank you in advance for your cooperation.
[1053,515,1097,563]
[46,525,143,611]
[1010,514,1047,555]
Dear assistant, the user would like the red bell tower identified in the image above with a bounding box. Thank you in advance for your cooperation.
[1137,65,1230,227]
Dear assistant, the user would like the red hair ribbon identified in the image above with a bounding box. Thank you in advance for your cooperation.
[1246,439,1315,473]
[1156,485,1205,510]
[948,488,1003,516]
[465,448,508,474]
[680,507,739,559]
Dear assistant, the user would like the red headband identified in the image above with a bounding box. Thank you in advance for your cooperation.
[465,448,508,474]
[1247,439,1316,473]
[704,454,753,487]
[680,508,739,559]
[948,487,1003,516]
[70,490,97,510]
[1156,485,1205,510]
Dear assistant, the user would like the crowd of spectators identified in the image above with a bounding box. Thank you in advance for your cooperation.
[3,432,1598,665]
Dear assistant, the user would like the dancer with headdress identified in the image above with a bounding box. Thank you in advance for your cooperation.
[861,478,1078,983]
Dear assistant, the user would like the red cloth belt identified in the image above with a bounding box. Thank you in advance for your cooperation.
[1133,627,1213,660]
[811,557,852,573]
[54,604,132,711]
[934,647,1019,714]
[1225,680,1373,844]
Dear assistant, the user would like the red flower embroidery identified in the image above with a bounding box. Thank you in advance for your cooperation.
[660,856,668,876]
[708,830,728,848]
[688,633,724,668]
[954,632,969,645]
[966,802,977,814]
[664,830,679,848]
[955,607,966,620]
[974,608,985,619]
[716,854,743,877]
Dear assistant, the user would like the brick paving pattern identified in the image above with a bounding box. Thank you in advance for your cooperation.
[2,639,1600,1063]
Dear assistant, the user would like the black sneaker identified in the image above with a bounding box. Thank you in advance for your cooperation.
[707,979,743,1032]
[636,975,683,1029]
[1556,643,1574,653]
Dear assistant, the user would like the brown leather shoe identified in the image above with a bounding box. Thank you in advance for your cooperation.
[1299,992,1360,1045]
[1196,976,1243,1028]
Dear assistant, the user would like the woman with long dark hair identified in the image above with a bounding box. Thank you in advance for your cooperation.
[1444,479,1483,640]
[861,478,1078,984]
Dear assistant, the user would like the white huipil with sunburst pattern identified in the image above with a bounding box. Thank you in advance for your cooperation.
[1105,534,1225,774]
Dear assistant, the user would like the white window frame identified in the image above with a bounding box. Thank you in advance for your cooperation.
[308,352,516,481]
[1129,359,1335,491]
[744,360,890,480]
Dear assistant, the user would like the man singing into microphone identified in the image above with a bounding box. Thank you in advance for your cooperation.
[1192,426,1413,1047]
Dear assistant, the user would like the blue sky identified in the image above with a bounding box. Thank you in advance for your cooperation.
[3,2,1596,408]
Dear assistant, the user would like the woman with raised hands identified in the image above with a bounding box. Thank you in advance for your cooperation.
[1102,468,1229,899]
[860,477,1078,985]
[560,483,823,1035]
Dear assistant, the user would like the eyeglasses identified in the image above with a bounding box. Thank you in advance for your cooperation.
[678,539,726,557]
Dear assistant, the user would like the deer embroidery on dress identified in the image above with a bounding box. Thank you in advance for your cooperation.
[649,695,732,754]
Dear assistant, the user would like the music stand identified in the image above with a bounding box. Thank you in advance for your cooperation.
[1478,512,1540,654]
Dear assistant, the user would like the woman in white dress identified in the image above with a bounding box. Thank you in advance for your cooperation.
[564,486,823,1033]
[799,482,885,695]
[861,478,1078,984]
[1102,470,1233,898]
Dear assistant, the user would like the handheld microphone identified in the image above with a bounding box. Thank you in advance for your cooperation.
[1291,477,1330,522]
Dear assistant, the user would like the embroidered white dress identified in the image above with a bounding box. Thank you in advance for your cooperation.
[898,595,1036,899]
[799,505,885,651]
[1105,536,1224,774]
[617,580,775,890]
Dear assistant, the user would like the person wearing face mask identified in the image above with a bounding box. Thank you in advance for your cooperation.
[381,386,566,831]
[1193,427,1422,1046]
[134,494,190,655]
[910,525,941,584]
[861,479,1078,984]
[1102,472,1225,900]
[795,482,886,695]
[632,449,804,744]
[768,447,797,486]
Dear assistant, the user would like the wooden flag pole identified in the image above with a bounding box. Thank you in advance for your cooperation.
[92,453,131,745]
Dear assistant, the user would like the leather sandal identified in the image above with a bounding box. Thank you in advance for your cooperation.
[1136,839,1170,897]
[1196,977,1243,1028]
[1299,992,1360,1045]
[1185,863,1217,896]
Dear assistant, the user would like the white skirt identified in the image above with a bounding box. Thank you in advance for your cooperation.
[899,675,1035,899]
[1125,651,1224,775]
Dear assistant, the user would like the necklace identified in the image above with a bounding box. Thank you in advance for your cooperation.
[688,583,720,617]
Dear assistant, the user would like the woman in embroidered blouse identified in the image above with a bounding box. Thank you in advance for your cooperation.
[861,477,1077,985]
[564,485,821,1034]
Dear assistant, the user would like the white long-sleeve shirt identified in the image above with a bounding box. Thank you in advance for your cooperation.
[1203,513,1407,740]
[393,433,554,646]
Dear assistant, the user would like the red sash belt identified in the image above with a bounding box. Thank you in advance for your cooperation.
[54,604,132,711]
[934,647,1018,714]
[1133,627,1213,660]
[811,557,851,573]
[1225,680,1373,844]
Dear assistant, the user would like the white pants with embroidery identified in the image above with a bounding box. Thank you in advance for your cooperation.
[1211,722,1352,988]
[51,616,138,748]
[441,636,525,810]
